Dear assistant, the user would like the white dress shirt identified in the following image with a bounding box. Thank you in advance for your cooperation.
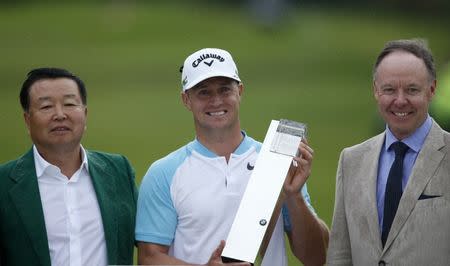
[33,145,108,266]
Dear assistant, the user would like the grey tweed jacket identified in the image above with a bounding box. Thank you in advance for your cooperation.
[327,121,450,265]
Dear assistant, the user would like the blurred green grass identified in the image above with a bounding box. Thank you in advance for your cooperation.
[1,3,449,265]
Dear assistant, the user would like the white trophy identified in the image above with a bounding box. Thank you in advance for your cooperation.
[222,119,307,264]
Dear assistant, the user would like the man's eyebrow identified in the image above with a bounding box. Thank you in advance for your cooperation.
[37,94,78,101]
[63,94,78,98]
[406,83,420,87]
[380,84,393,88]
[37,96,51,102]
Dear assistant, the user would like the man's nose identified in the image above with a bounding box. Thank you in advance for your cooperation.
[394,90,409,105]
[53,105,67,120]
[209,93,223,105]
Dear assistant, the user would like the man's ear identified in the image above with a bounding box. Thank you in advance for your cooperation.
[84,106,88,130]
[238,82,244,96]
[181,92,192,111]
[429,79,437,101]
[23,112,31,134]
[373,81,379,101]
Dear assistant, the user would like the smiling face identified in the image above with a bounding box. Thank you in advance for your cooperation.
[24,78,87,153]
[373,51,436,140]
[182,76,243,136]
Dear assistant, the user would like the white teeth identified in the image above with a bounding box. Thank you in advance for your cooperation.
[209,111,225,116]
[54,127,69,131]
[394,112,408,117]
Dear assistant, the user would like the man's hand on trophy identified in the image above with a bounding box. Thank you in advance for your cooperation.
[207,240,251,266]
[283,139,314,197]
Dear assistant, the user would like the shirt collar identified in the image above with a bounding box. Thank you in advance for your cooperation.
[385,115,433,153]
[189,131,252,158]
[33,145,89,178]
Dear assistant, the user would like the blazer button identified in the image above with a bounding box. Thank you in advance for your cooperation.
[379,260,386,266]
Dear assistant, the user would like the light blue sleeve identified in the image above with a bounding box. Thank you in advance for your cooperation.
[282,183,317,232]
[135,147,189,245]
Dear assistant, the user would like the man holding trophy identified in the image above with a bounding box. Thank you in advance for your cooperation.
[135,48,329,265]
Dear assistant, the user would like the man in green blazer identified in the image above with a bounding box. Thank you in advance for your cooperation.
[0,68,138,266]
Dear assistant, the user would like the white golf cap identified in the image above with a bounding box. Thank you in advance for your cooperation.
[180,48,241,92]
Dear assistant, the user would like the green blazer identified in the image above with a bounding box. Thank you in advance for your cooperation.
[0,148,138,266]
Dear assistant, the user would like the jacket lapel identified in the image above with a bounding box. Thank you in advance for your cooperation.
[8,149,51,266]
[382,122,446,252]
[87,151,118,264]
[362,134,386,252]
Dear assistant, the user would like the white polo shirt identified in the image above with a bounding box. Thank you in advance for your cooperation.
[136,134,315,266]
[33,145,107,266]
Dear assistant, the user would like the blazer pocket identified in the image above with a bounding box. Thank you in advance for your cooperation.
[415,196,448,209]
[418,194,442,200]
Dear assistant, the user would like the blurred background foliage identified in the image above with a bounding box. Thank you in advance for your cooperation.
[1,1,449,265]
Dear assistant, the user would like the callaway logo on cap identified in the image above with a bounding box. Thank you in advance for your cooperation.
[180,48,241,91]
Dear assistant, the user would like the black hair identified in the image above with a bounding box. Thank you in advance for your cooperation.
[20,67,87,112]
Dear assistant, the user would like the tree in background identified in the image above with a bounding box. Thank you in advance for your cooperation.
[431,63,450,131]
